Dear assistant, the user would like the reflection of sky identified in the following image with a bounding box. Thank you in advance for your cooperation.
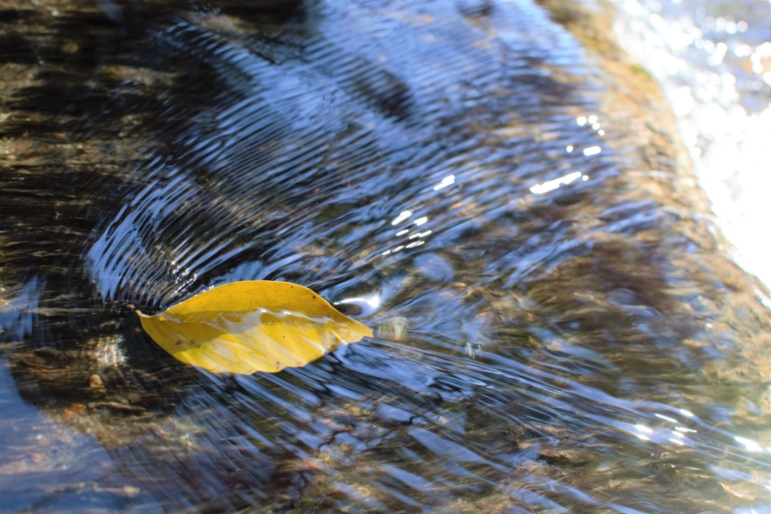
[612,0,771,292]
[355,0,771,489]
[26,0,767,508]
[377,115,602,257]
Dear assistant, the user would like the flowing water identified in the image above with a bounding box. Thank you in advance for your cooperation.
[1,0,770,512]
[612,0,771,293]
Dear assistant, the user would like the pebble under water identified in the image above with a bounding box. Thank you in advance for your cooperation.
[1,0,770,512]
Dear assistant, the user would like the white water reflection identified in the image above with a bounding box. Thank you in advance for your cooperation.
[530,171,587,194]
[612,0,771,291]
[391,210,412,225]
[335,294,382,310]
[582,145,602,156]
[433,174,455,191]
[735,436,764,453]
[410,230,432,239]
[655,412,678,423]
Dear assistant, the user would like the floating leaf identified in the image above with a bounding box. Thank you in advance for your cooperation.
[137,280,372,374]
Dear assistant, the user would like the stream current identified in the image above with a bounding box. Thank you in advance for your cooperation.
[1,0,770,512]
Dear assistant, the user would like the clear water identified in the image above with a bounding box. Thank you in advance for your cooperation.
[1,0,770,512]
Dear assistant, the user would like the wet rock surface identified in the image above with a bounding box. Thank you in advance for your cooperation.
[1,0,770,512]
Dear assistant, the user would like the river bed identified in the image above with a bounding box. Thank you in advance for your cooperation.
[1,0,770,512]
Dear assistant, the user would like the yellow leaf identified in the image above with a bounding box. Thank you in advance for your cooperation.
[137,280,372,374]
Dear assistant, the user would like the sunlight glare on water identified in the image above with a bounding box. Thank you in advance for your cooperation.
[0,0,770,511]
[612,0,771,290]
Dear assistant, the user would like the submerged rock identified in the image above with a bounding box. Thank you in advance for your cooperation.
[1,0,769,512]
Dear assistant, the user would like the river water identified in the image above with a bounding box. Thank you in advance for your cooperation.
[612,0,771,295]
[0,0,770,512]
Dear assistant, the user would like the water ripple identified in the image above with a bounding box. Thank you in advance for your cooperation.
[1,0,769,512]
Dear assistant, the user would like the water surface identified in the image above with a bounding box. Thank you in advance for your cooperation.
[1,0,770,512]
